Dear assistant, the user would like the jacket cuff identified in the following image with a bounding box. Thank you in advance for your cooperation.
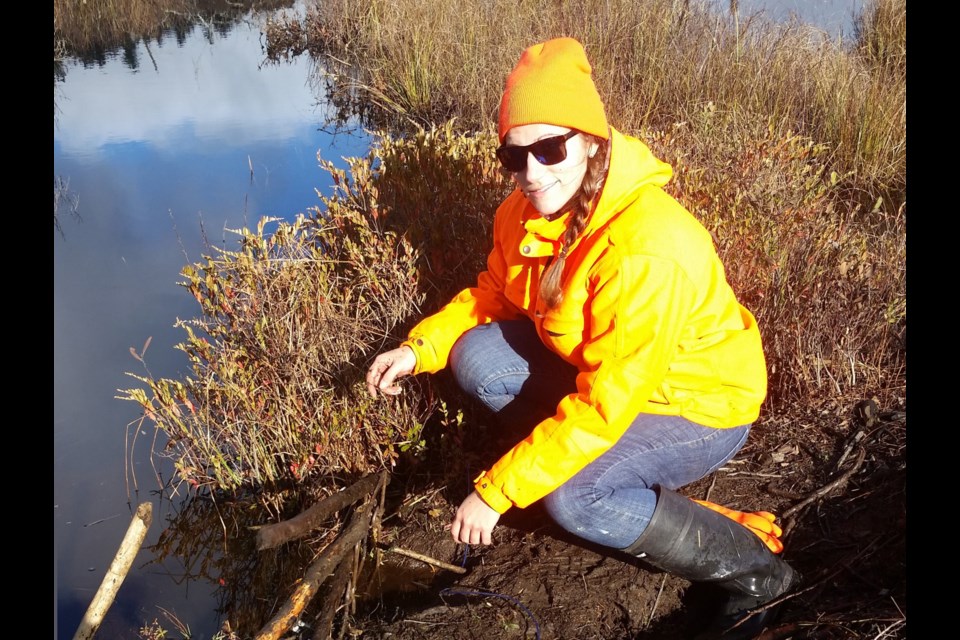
[402,335,438,374]
[473,471,513,514]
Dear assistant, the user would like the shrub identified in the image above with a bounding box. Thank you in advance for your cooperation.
[121,191,429,498]
[120,124,512,501]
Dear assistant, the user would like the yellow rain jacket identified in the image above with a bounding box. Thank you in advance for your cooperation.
[402,127,767,514]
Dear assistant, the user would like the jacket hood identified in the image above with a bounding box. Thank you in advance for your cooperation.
[592,126,674,226]
[520,127,674,249]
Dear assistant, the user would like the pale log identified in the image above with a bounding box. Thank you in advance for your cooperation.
[73,502,153,640]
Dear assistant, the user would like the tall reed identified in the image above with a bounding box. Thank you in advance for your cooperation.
[54,0,193,57]
[855,0,906,75]
[54,0,294,60]
[272,0,904,200]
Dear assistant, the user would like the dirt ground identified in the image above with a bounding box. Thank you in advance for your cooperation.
[346,398,906,640]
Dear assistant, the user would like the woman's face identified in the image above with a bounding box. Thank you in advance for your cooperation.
[502,123,597,217]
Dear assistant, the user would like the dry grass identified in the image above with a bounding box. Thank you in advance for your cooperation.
[855,0,906,75]
[54,0,194,57]
[53,0,295,61]
[267,0,905,201]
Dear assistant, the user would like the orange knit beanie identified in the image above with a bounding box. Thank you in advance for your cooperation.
[498,37,609,143]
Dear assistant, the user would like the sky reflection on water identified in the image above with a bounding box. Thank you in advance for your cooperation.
[54,8,369,639]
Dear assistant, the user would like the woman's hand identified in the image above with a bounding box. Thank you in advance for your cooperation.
[449,491,501,545]
[365,346,416,397]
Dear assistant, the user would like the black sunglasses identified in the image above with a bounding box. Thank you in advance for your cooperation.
[495,130,580,172]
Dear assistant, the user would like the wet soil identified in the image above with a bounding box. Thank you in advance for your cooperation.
[347,401,906,640]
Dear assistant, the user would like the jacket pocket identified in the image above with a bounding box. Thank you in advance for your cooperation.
[539,312,583,360]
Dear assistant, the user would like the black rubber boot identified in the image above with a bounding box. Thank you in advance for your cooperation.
[622,485,799,639]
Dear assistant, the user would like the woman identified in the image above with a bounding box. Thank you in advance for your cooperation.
[366,37,797,637]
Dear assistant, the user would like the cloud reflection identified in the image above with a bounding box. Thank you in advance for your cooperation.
[55,17,323,156]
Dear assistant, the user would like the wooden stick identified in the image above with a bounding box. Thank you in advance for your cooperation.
[646,574,667,626]
[783,447,866,519]
[73,502,153,640]
[311,553,356,640]
[386,545,467,574]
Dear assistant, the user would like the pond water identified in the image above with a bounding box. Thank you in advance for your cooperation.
[53,5,370,639]
[710,0,867,38]
[53,2,866,639]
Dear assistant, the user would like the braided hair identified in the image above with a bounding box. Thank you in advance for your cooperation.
[538,133,610,308]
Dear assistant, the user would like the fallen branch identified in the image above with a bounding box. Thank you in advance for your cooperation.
[782,446,865,535]
[311,552,356,640]
[255,499,375,640]
[73,502,153,640]
[256,471,388,550]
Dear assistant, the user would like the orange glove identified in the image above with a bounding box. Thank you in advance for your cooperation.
[693,500,785,554]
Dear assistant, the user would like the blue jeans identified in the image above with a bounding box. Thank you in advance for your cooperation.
[449,320,751,549]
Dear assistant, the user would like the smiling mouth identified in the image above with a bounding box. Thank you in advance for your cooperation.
[524,181,559,196]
